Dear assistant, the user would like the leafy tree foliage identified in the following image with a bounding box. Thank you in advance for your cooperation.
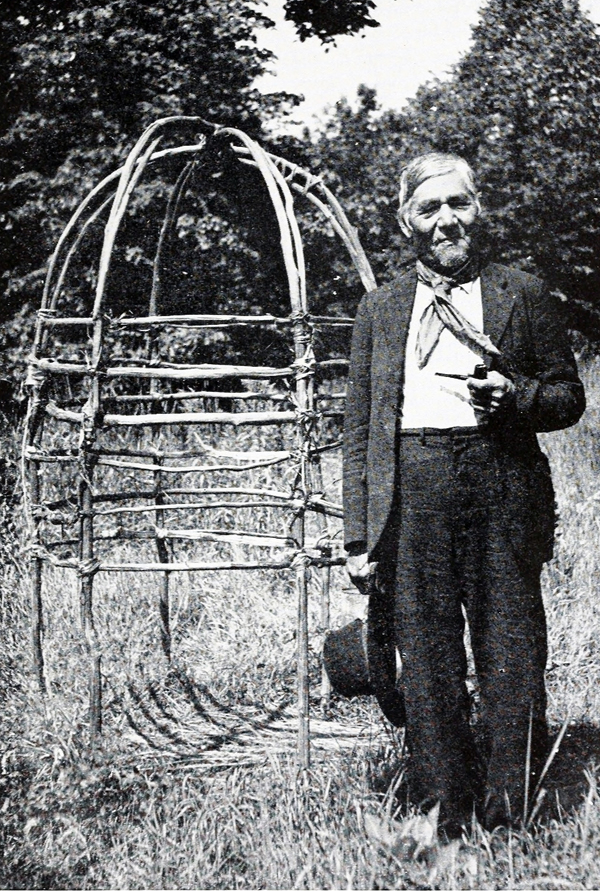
[4,0,600,384]
[0,0,300,372]
[0,0,399,380]
[408,0,600,336]
[283,0,380,43]
[301,0,600,338]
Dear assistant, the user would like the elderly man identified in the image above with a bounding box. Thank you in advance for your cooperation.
[343,152,585,835]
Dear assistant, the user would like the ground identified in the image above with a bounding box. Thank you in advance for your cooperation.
[0,358,599,889]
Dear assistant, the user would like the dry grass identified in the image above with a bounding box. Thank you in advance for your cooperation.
[1,359,600,889]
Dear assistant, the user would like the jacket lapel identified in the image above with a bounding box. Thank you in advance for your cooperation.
[481,263,516,349]
[379,269,416,377]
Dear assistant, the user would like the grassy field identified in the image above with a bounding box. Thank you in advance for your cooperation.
[1,359,600,890]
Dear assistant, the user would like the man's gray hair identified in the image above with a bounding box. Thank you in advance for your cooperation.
[398,152,478,214]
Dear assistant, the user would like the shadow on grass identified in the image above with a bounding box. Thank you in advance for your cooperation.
[123,666,295,768]
[354,716,600,828]
[542,720,600,816]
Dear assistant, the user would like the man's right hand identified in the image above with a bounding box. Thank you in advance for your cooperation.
[346,551,376,595]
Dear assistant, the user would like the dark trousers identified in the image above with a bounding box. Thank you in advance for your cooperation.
[372,428,549,834]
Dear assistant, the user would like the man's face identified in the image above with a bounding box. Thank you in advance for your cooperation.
[399,170,480,273]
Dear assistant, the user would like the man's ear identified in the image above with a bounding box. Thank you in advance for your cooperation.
[397,208,412,239]
[473,192,482,217]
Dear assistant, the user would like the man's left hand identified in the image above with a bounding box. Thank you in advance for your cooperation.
[467,370,515,417]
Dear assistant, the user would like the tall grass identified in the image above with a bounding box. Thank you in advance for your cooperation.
[1,360,600,889]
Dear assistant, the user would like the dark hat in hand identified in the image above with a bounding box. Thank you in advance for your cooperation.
[323,618,373,698]
[323,617,406,726]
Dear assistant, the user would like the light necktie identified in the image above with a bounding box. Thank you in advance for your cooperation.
[415,259,501,369]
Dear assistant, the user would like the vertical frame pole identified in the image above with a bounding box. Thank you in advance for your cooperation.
[320,565,332,709]
[79,367,102,742]
[222,133,314,769]
[79,462,102,741]
[28,459,46,694]
[292,316,313,771]
[310,454,332,710]
[154,452,171,660]
[23,377,50,697]
[296,521,310,770]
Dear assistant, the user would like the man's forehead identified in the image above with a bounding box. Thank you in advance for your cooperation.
[410,170,474,204]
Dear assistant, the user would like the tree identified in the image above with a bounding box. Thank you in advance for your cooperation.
[0,0,411,379]
[283,0,381,43]
[0,0,402,325]
[302,0,600,338]
[0,0,305,373]
[405,0,600,336]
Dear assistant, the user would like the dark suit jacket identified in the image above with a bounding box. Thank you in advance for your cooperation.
[343,263,586,567]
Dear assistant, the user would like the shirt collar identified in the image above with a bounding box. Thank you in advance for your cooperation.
[453,277,479,296]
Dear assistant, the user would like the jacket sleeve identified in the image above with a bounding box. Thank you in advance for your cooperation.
[503,283,585,433]
[343,296,372,551]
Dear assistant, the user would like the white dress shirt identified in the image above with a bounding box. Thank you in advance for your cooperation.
[401,277,484,429]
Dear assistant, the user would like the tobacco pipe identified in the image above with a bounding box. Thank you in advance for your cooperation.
[435,363,488,381]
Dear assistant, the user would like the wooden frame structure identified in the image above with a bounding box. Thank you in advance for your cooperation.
[22,117,376,766]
